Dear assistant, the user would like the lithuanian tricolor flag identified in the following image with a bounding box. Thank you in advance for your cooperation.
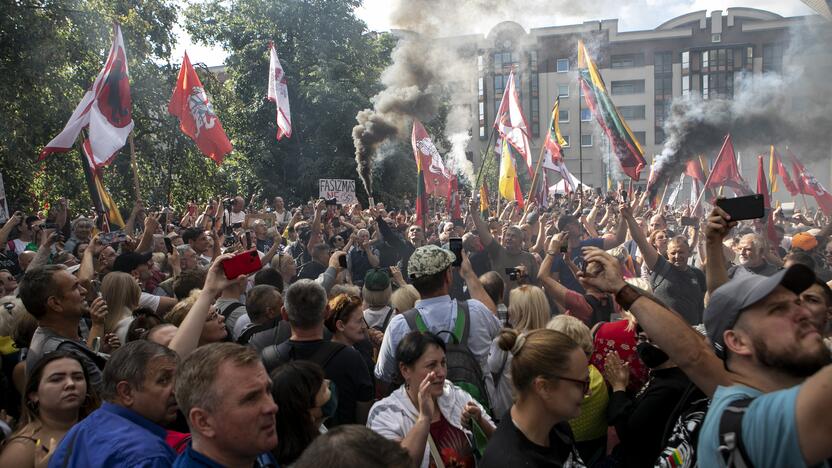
[577,41,646,181]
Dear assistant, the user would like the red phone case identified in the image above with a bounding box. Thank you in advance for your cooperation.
[222,249,261,279]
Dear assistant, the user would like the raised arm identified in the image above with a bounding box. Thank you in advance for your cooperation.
[135,213,160,254]
[459,250,496,314]
[469,198,494,247]
[621,203,660,270]
[0,212,21,249]
[603,207,628,250]
[796,364,832,464]
[537,234,570,309]
[704,207,736,297]
[579,247,734,397]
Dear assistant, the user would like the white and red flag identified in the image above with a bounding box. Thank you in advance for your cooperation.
[790,149,832,215]
[267,42,292,140]
[493,69,532,175]
[168,52,232,164]
[40,24,133,167]
[411,120,451,195]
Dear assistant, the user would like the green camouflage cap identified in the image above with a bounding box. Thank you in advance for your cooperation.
[407,244,456,279]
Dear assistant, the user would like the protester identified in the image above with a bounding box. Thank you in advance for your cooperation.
[292,425,412,468]
[235,285,283,348]
[729,233,780,277]
[270,361,331,465]
[0,352,99,467]
[174,342,278,467]
[48,340,179,466]
[367,331,495,468]
[164,291,228,346]
[100,271,140,345]
[480,328,586,466]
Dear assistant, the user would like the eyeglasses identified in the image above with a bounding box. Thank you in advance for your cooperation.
[206,309,220,322]
[554,375,591,395]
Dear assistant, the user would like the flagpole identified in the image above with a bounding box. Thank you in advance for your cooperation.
[77,132,109,232]
[128,133,141,201]
[577,95,583,197]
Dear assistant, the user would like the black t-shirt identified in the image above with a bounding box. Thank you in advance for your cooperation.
[297,261,327,281]
[650,256,706,325]
[480,417,585,468]
[284,340,374,427]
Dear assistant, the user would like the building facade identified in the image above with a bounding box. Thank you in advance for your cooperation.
[463,8,823,188]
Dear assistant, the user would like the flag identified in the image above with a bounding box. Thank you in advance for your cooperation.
[479,183,490,217]
[768,146,777,194]
[667,173,684,207]
[267,42,292,140]
[541,97,574,191]
[684,158,706,183]
[412,127,429,228]
[493,69,533,174]
[168,52,233,164]
[412,120,451,195]
[790,149,832,215]
[498,139,523,207]
[757,155,778,244]
[772,147,798,196]
[80,141,124,229]
[447,175,461,219]
[689,175,703,216]
[40,24,133,167]
[703,135,750,195]
[577,41,646,181]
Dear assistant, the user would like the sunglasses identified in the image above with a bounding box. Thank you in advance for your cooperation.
[554,375,591,395]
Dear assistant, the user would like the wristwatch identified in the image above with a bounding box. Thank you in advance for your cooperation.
[546,251,559,256]
[614,284,643,310]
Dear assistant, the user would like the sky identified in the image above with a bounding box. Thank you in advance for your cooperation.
[174,0,817,67]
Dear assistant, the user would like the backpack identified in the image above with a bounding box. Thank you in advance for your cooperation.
[260,339,346,374]
[236,318,279,345]
[654,384,710,468]
[372,307,396,333]
[402,301,491,412]
[218,301,246,335]
[717,397,755,468]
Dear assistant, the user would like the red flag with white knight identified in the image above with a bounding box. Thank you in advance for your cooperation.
[493,69,533,175]
[168,52,233,164]
[40,23,133,167]
[411,120,451,195]
[790,149,832,214]
[267,42,292,140]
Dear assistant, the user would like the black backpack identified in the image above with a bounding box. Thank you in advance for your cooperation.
[402,301,491,412]
[261,339,346,374]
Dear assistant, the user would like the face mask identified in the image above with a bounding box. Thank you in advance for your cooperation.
[320,381,338,421]
[636,342,669,369]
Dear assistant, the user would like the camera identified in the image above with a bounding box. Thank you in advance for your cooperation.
[505,267,519,281]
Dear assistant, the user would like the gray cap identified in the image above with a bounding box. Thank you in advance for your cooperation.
[407,245,456,279]
[704,264,814,358]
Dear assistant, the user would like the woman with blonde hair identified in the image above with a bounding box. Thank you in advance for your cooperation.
[100,272,140,345]
[480,329,586,466]
[547,314,608,465]
[487,285,549,420]
[164,290,228,346]
[389,285,419,314]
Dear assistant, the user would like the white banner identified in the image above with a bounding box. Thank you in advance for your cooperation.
[319,179,357,204]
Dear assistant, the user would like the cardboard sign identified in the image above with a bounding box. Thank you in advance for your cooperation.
[319,179,357,204]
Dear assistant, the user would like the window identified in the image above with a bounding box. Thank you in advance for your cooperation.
[611,80,645,95]
[682,51,690,71]
[580,134,593,147]
[611,53,644,68]
[682,75,690,97]
[618,105,645,120]
[494,51,517,71]
[530,50,538,71]
[711,33,721,43]
[702,51,709,69]
[633,131,646,146]
[655,128,665,144]
[557,58,569,72]
[654,76,672,101]
[558,84,569,98]
[531,98,540,137]
[562,135,570,147]
[702,74,709,99]
[531,74,539,97]
[494,74,507,97]
[581,108,592,121]
[654,51,672,74]
[477,77,484,98]
[477,55,484,72]
[762,44,784,73]
[478,101,486,139]
[559,109,570,122]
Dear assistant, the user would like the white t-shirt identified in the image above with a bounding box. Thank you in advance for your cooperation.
[363,306,394,329]
[139,292,161,312]
[225,210,246,226]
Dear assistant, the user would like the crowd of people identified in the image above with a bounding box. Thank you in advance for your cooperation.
[0,187,830,467]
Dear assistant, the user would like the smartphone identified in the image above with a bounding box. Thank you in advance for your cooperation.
[338,254,348,269]
[92,336,101,353]
[559,245,568,254]
[99,231,128,246]
[680,216,697,227]
[163,237,174,254]
[231,222,243,230]
[449,237,463,267]
[244,231,252,249]
[620,190,628,202]
[504,267,519,281]
[222,249,261,279]
[716,194,765,221]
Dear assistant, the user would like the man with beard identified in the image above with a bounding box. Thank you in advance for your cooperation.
[49,341,180,466]
[622,203,705,324]
[728,233,780,278]
[578,207,832,468]
[173,343,278,467]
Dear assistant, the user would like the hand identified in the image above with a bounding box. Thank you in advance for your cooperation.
[100,333,121,354]
[169,241,180,261]
[329,251,346,270]
[315,199,326,212]
[704,206,736,244]
[90,235,106,256]
[619,202,633,219]
[144,212,160,233]
[577,247,627,294]
[415,371,437,422]
[603,351,630,391]
[367,327,384,347]
[203,253,236,294]
[388,265,405,286]
[7,211,23,227]
[461,401,482,428]
[547,232,567,253]
[88,296,108,326]
[458,249,474,279]
[40,230,60,248]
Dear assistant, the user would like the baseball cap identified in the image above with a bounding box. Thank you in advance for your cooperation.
[407,245,456,279]
[363,268,391,291]
[112,251,153,273]
[791,232,818,251]
[704,264,815,358]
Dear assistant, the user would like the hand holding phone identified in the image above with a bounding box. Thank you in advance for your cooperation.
[449,237,463,267]
[221,249,261,279]
[715,195,765,221]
